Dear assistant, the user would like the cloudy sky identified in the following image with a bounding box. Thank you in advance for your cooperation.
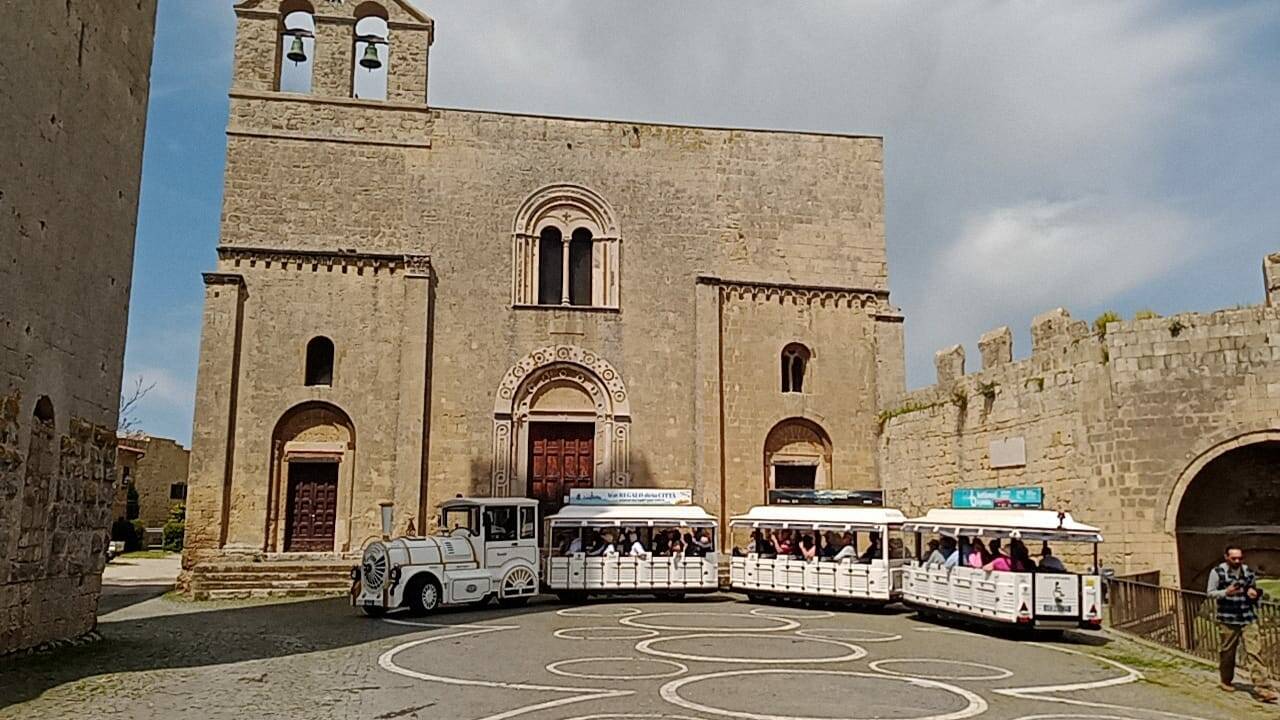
[126,0,1280,444]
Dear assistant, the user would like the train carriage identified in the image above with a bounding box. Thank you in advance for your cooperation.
[728,505,908,605]
[901,508,1104,630]
[543,503,720,601]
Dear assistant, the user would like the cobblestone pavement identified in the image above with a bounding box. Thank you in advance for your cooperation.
[1,593,1274,719]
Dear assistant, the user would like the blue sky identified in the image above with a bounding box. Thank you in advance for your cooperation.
[125,1,1280,445]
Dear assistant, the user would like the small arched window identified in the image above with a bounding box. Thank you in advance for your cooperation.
[278,2,316,94]
[781,343,810,394]
[537,227,564,305]
[305,336,335,386]
[569,228,593,306]
[353,5,390,101]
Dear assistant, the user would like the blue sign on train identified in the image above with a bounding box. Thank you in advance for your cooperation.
[951,486,1043,509]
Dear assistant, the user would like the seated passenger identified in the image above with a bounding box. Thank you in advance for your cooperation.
[833,537,859,562]
[694,528,714,554]
[566,534,584,554]
[967,539,991,569]
[628,531,647,558]
[669,537,686,557]
[982,539,1012,572]
[941,537,960,568]
[1038,543,1067,572]
[755,529,776,557]
[859,533,883,563]
[821,531,839,559]
[923,539,946,565]
[775,530,794,557]
[799,534,817,561]
[1009,539,1036,572]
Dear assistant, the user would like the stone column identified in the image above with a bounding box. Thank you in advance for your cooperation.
[184,273,246,567]
[394,256,432,535]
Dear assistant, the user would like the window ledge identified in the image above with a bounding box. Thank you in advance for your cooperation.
[513,304,620,314]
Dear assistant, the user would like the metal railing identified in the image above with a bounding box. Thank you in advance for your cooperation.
[1107,577,1279,675]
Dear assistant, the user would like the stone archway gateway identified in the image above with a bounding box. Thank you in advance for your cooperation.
[492,345,631,513]
[1168,433,1280,590]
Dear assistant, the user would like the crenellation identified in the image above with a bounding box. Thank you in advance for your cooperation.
[978,326,1012,369]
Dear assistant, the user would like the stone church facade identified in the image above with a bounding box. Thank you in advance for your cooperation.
[183,0,904,568]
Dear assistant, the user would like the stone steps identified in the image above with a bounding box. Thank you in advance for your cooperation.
[188,557,356,601]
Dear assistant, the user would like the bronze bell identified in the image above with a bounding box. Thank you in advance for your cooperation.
[286,34,307,64]
[359,42,382,70]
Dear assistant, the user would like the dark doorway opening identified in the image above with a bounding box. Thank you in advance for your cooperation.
[284,462,338,552]
[774,465,817,490]
[528,422,594,516]
[1176,441,1280,590]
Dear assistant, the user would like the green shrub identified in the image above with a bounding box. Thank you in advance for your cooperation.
[1133,309,1160,321]
[163,503,186,553]
[111,517,143,551]
[131,520,146,549]
[1093,310,1122,336]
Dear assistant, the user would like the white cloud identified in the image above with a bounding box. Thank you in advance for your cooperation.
[909,197,1198,367]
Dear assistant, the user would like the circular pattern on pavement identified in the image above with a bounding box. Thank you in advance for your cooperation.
[749,606,836,620]
[796,628,902,643]
[621,612,800,632]
[554,625,661,641]
[869,659,1013,681]
[636,632,867,665]
[556,605,644,618]
[659,668,988,720]
[546,656,689,680]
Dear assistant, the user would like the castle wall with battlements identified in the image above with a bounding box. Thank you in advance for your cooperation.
[880,254,1280,586]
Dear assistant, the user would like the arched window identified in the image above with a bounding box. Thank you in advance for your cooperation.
[305,336,335,386]
[537,227,563,305]
[569,228,593,306]
[781,343,810,393]
[278,2,316,94]
[352,6,389,101]
[513,184,621,309]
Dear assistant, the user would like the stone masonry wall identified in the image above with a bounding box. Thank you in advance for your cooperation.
[187,0,894,559]
[130,437,190,531]
[879,254,1280,584]
[0,2,157,652]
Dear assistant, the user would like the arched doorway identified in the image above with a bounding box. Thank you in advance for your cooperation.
[1174,440,1280,590]
[492,345,631,515]
[763,418,832,497]
[267,402,355,553]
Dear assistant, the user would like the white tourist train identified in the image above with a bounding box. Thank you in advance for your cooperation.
[352,489,720,615]
[543,500,720,601]
[901,507,1105,630]
[351,496,542,616]
[728,504,909,605]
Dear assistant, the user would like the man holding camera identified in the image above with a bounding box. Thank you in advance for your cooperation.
[1207,545,1277,703]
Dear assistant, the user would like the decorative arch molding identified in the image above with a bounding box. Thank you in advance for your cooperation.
[1162,428,1280,535]
[763,415,834,496]
[492,345,631,497]
[266,400,358,553]
[511,183,621,308]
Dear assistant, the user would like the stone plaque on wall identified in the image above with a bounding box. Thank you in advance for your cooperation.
[989,436,1027,468]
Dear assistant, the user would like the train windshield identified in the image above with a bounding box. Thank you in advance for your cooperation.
[442,506,479,536]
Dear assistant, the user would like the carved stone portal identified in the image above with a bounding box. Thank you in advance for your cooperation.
[492,345,631,497]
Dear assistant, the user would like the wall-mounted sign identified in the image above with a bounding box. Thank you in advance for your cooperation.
[951,486,1043,509]
[567,488,692,506]
[988,436,1027,468]
[768,489,884,506]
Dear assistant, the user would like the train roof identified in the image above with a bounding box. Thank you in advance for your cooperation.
[729,505,906,530]
[902,508,1103,542]
[440,496,540,509]
[545,504,718,527]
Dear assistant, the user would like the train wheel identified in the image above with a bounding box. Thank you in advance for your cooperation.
[409,576,442,614]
